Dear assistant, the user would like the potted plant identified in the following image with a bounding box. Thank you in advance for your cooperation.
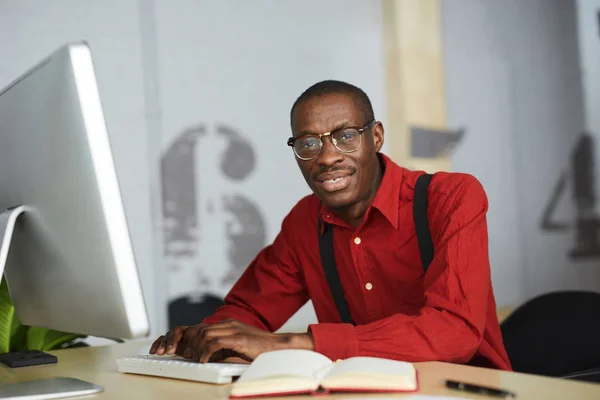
[0,277,86,354]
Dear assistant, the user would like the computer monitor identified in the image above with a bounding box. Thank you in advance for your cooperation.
[0,41,150,351]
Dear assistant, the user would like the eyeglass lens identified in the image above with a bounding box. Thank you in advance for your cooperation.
[294,128,361,159]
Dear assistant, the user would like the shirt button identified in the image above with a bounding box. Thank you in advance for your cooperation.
[354,237,361,245]
[365,282,373,290]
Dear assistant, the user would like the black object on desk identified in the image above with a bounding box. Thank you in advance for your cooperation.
[0,350,57,368]
[445,379,516,398]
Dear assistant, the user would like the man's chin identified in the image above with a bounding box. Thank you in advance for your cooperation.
[319,192,356,211]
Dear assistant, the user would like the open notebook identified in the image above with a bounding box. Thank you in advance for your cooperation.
[228,349,418,398]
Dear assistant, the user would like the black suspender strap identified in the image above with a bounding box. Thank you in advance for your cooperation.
[414,173,434,273]
[318,173,434,324]
[318,216,355,325]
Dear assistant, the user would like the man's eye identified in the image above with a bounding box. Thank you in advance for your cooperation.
[338,131,357,141]
[300,138,319,148]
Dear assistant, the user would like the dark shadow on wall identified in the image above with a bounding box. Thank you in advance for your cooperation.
[161,123,267,330]
[168,295,225,328]
[540,132,600,260]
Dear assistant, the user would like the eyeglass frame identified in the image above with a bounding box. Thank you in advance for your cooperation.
[287,120,376,161]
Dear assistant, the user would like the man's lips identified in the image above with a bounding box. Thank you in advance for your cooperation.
[316,171,352,182]
[314,171,354,193]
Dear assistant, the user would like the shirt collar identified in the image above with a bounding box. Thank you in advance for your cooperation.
[318,152,403,232]
[370,153,402,229]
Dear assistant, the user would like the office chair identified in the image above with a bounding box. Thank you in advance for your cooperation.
[500,290,600,383]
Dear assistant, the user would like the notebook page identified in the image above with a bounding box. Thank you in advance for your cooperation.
[325,357,414,379]
[237,349,332,383]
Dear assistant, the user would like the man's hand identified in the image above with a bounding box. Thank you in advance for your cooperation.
[149,319,314,363]
[150,324,198,357]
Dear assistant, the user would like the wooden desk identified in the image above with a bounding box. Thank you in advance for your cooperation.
[2,340,600,399]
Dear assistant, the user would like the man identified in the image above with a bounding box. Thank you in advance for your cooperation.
[150,80,512,371]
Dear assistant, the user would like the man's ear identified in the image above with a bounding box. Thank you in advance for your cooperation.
[371,121,384,152]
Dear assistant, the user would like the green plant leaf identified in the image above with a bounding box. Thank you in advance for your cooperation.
[9,312,26,352]
[2,276,85,353]
[0,276,15,353]
[25,326,46,350]
[43,332,81,351]
[26,327,82,351]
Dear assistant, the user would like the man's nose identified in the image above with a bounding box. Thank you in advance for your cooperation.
[316,136,344,167]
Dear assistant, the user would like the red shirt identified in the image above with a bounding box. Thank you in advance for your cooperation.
[203,153,512,371]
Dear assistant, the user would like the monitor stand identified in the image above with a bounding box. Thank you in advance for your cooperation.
[0,206,104,399]
[0,205,28,280]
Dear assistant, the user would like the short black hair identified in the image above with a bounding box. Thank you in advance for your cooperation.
[290,80,375,128]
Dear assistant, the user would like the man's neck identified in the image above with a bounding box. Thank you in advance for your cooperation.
[333,156,384,228]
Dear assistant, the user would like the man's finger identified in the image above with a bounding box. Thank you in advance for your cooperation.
[192,327,239,360]
[165,326,187,355]
[179,345,196,361]
[174,337,196,359]
[200,338,225,363]
[156,333,171,355]
[149,335,164,354]
[174,325,203,357]
[200,336,243,364]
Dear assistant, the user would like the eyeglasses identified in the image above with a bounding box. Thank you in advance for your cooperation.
[287,120,375,161]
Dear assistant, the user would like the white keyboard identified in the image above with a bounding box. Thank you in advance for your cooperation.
[116,354,249,384]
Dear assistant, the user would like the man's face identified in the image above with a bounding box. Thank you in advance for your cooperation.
[290,93,384,210]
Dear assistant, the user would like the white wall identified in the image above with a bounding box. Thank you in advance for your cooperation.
[0,0,163,337]
[576,0,600,190]
[443,0,600,306]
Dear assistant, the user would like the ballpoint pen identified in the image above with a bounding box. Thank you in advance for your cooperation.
[445,379,517,398]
